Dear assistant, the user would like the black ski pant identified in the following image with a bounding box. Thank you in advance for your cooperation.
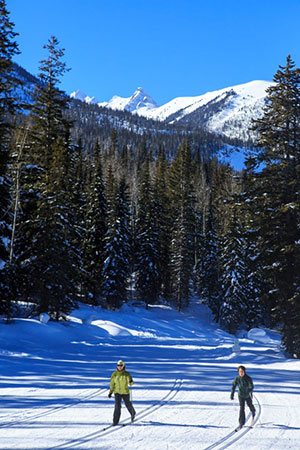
[238,395,256,426]
[113,393,135,425]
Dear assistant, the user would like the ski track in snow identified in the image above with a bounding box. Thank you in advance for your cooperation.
[0,302,300,449]
[0,388,107,428]
[203,394,262,450]
[47,379,183,449]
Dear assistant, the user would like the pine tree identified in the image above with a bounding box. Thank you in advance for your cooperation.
[168,140,195,311]
[135,155,161,306]
[109,128,118,161]
[0,0,21,315]
[196,203,220,319]
[153,149,172,300]
[34,136,77,318]
[282,289,300,358]
[249,56,300,356]
[14,36,75,319]
[218,209,249,333]
[237,167,267,329]
[70,138,89,299]
[210,159,235,236]
[102,169,131,309]
[81,154,106,304]
[29,36,70,162]
[243,230,265,330]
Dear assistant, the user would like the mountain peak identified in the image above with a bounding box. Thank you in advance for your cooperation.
[126,87,158,112]
[70,89,87,102]
[75,87,158,113]
[70,89,99,104]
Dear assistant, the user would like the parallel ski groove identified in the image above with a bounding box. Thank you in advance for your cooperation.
[48,378,183,450]
[203,394,262,450]
[0,388,107,428]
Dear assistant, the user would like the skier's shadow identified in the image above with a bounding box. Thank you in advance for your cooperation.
[137,421,227,429]
[260,422,300,430]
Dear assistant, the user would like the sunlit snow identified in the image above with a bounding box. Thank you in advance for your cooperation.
[0,300,299,449]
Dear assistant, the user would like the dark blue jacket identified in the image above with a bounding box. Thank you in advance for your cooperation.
[231,374,254,399]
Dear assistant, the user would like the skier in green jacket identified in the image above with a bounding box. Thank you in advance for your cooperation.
[108,360,136,425]
[231,365,256,430]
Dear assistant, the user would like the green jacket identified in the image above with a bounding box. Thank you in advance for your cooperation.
[231,374,254,399]
[109,369,134,395]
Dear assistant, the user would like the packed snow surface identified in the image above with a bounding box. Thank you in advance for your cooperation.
[0,300,299,449]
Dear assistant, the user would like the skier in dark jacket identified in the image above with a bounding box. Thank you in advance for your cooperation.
[108,360,136,425]
[231,365,256,430]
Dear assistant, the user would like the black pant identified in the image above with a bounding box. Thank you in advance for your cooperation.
[113,393,136,425]
[239,395,256,426]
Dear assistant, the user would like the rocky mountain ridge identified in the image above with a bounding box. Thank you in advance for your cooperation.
[72,80,273,142]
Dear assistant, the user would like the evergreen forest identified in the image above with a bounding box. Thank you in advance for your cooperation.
[1,0,300,358]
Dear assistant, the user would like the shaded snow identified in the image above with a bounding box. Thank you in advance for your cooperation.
[0,300,299,449]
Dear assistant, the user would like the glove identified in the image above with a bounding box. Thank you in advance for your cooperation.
[230,394,234,400]
[108,392,112,398]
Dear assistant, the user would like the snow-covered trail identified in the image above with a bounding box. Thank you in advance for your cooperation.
[0,303,300,449]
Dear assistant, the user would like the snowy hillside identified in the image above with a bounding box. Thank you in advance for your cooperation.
[144,80,273,141]
[1,301,299,449]
[71,80,273,142]
[11,62,40,106]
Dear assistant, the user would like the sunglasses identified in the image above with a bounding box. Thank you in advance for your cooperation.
[117,364,124,367]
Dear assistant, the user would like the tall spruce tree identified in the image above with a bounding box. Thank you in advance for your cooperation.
[218,209,249,333]
[81,155,106,304]
[153,149,172,300]
[210,158,235,236]
[70,138,89,299]
[135,154,161,306]
[238,167,267,329]
[36,135,77,318]
[0,0,21,315]
[249,55,300,356]
[196,202,220,319]
[102,169,131,309]
[168,140,195,311]
[14,36,76,319]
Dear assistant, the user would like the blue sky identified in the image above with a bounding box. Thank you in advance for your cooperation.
[7,0,300,105]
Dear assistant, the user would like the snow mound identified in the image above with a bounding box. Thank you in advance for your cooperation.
[92,320,134,336]
[248,328,272,343]
[39,313,50,324]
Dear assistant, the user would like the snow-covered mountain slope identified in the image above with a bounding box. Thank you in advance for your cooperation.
[164,80,274,141]
[137,80,274,141]
[70,89,99,105]
[142,80,273,139]
[142,80,271,120]
[71,87,158,113]
[72,80,273,142]
[11,62,40,106]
